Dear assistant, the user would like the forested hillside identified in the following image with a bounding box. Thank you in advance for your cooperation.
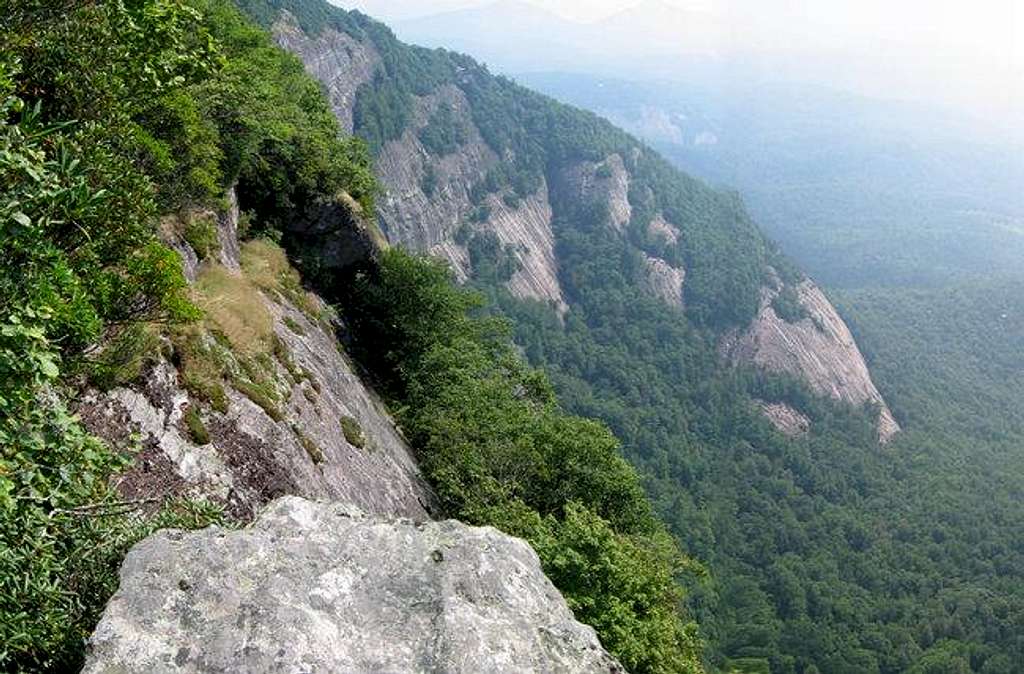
[0,1,705,672]
[236,1,1024,671]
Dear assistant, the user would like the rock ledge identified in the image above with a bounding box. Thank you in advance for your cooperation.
[84,497,622,674]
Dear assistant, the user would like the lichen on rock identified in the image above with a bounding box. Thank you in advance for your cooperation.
[83,497,623,674]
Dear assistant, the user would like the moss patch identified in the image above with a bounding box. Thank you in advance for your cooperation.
[292,424,324,464]
[340,416,366,449]
[183,405,210,445]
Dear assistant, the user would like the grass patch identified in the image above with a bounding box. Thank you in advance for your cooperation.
[183,405,210,444]
[241,239,321,319]
[283,316,306,335]
[340,416,365,449]
[87,324,161,391]
[232,377,283,422]
[173,332,231,413]
[195,264,274,355]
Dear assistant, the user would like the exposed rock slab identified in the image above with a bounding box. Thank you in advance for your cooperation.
[273,12,380,133]
[722,278,900,443]
[83,497,623,674]
[556,154,632,232]
[648,214,680,246]
[484,182,567,312]
[756,400,811,437]
[375,84,499,252]
[642,254,685,307]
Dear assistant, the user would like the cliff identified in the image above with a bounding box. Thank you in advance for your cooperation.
[78,190,433,521]
[267,8,898,441]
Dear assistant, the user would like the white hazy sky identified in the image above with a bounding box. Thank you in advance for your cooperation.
[338,0,1023,69]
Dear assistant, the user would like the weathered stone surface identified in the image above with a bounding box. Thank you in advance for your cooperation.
[375,83,499,252]
[756,399,811,437]
[482,181,567,313]
[273,11,380,133]
[216,187,241,271]
[647,214,680,246]
[555,154,632,232]
[722,278,900,443]
[83,497,623,674]
[642,253,685,307]
[79,191,433,521]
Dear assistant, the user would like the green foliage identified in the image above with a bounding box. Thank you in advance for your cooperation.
[418,103,467,156]
[770,285,809,324]
[1,2,378,670]
[182,214,220,260]
[87,324,162,391]
[339,416,365,449]
[339,250,704,673]
[192,0,377,225]
[282,316,306,335]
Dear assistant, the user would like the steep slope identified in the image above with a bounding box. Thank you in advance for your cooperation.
[259,4,897,441]
[77,191,433,522]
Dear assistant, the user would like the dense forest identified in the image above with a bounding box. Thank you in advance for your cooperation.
[231,2,1024,672]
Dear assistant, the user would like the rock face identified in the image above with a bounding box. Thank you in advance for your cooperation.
[273,11,380,133]
[270,10,898,443]
[83,497,623,674]
[722,278,900,443]
[78,190,433,522]
[643,254,685,307]
[756,400,811,438]
[271,21,568,311]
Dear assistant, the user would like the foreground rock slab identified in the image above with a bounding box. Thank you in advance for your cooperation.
[83,497,622,674]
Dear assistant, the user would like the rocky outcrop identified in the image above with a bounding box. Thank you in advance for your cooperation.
[482,182,567,312]
[374,84,498,251]
[642,254,685,307]
[756,400,811,438]
[83,497,623,674]
[648,214,680,246]
[556,154,632,232]
[273,12,380,133]
[78,193,433,522]
[722,278,900,443]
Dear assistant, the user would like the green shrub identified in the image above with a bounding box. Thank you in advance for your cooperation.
[182,214,220,259]
[232,377,283,421]
[86,324,161,391]
[292,424,324,463]
[340,416,366,449]
[339,250,704,673]
[771,285,809,324]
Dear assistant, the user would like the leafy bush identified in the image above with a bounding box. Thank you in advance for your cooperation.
[418,103,467,156]
[182,214,220,260]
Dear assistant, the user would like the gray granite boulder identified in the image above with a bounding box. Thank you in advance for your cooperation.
[83,497,623,674]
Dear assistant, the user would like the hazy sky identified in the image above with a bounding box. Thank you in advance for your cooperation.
[335,0,1022,121]
[338,0,1022,67]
